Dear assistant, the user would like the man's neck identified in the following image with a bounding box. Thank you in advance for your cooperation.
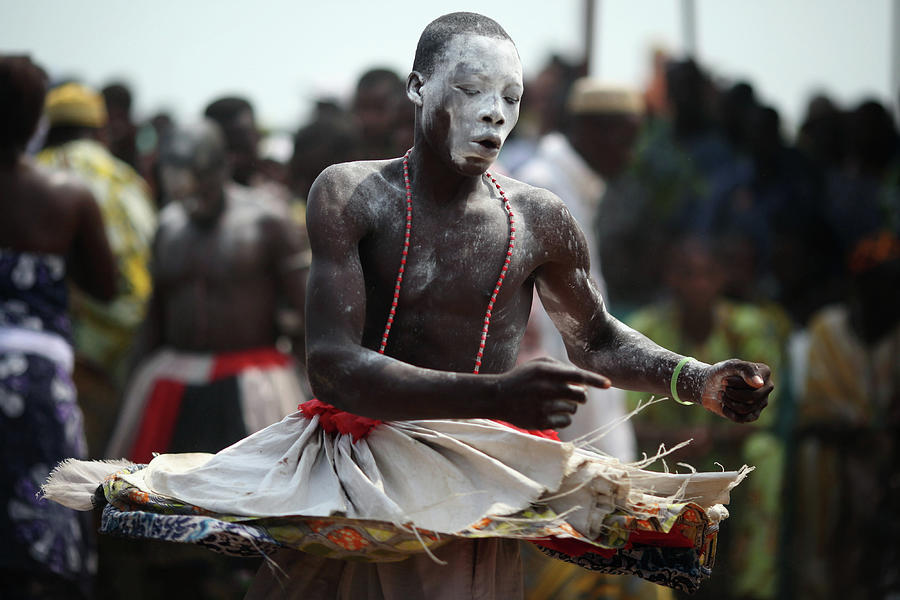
[406,143,484,206]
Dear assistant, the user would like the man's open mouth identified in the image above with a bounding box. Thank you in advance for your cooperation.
[474,136,501,151]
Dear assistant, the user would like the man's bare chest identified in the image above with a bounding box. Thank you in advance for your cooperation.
[362,200,537,317]
[155,217,269,287]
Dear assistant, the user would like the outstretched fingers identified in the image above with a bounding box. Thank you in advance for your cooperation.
[573,369,612,390]
[541,362,610,390]
[525,357,610,386]
[509,358,613,429]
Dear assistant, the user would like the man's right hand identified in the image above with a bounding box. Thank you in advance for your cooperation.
[496,357,611,430]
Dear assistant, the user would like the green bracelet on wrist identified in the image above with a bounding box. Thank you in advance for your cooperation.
[670,356,695,406]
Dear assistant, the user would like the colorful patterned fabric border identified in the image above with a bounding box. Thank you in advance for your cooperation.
[537,543,711,594]
[97,464,719,591]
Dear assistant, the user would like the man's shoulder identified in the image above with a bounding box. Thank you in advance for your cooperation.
[30,161,93,200]
[314,159,395,195]
[494,173,568,220]
[495,173,589,265]
[308,159,399,223]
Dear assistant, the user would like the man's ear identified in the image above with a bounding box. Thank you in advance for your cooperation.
[407,71,425,107]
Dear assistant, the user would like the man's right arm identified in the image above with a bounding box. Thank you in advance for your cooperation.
[304,165,608,428]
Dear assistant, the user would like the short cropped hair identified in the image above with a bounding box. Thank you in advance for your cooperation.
[0,55,48,151]
[412,12,514,76]
[102,82,133,113]
[204,96,253,127]
[356,68,403,95]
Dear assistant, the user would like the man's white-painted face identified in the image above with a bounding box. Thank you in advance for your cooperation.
[420,34,523,174]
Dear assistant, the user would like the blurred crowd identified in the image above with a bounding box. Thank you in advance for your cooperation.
[1,39,899,600]
[504,51,899,600]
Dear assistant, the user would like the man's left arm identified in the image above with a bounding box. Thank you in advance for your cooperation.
[533,202,772,423]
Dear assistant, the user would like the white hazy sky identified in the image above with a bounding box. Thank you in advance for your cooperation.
[2,0,897,133]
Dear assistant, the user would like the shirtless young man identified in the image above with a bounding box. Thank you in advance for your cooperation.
[40,13,773,600]
[305,13,769,435]
[106,120,310,461]
[248,11,771,598]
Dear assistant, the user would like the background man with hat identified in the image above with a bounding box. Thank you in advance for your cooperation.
[514,78,644,458]
[37,82,157,458]
[513,79,658,600]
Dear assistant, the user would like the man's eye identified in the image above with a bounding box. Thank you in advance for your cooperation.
[505,96,520,104]
[457,86,479,96]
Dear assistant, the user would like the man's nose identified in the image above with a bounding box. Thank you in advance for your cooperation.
[479,95,505,125]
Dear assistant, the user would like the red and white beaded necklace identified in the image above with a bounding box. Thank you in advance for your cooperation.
[378,149,516,374]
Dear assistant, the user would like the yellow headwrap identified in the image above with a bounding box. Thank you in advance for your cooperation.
[45,82,107,128]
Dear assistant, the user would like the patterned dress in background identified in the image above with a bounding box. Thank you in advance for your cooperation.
[0,249,95,598]
[792,306,900,598]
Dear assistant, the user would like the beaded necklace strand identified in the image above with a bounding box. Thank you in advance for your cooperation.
[378,149,516,374]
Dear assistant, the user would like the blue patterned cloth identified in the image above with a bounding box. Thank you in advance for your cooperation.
[0,249,71,340]
[100,503,280,558]
[1,250,94,595]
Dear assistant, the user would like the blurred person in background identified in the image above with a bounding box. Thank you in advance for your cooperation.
[36,81,157,459]
[625,235,786,600]
[99,120,310,600]
[204,95,291,213]
[351,67,413,159]
[106,119,308,464]
[701,104,832,327]
[796,94,846,173]
[716,81,757,158]
[284,99,359,258]
[101,81,138,170]
[288,99,360,208]
[596,57,738,320]
[499,54,583,174]
[790,231,900,599]
[257,130,294,190]
[131,110,177,210]
[630,58,735,239]
[516,79,668,600]
[515,78,642,458]
[0,55,116,600]
[822,99,900,260]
